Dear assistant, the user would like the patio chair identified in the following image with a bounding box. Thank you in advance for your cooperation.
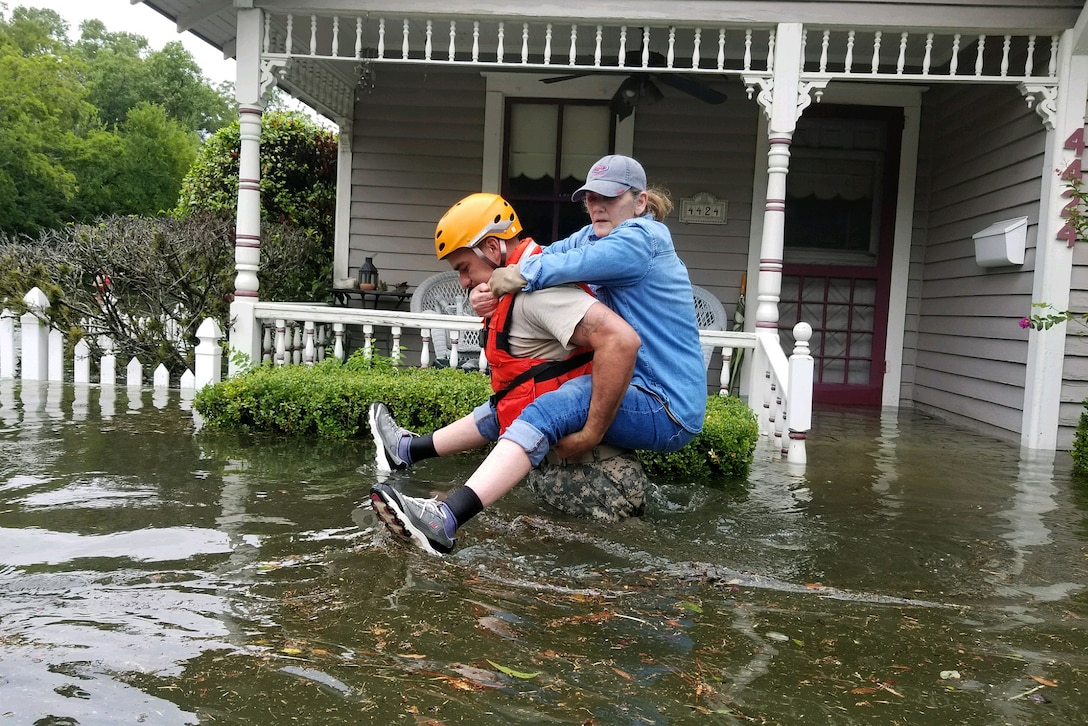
[691,284,728,371]
[410,270,483,368]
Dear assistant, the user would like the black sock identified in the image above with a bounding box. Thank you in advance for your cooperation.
[408,433,439,462]
[443,486,484,529]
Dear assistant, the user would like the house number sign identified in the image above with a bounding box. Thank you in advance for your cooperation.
[1059,127,1086,246]
[679,192,728,225]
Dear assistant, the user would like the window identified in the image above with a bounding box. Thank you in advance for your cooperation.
[503,99,613,244]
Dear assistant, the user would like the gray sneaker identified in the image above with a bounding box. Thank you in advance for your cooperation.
[369,484,456,555]
[369,402,415,473]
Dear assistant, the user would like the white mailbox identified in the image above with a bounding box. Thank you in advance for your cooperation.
[972,216,1027,267]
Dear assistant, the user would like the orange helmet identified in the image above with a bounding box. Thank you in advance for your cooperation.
[434,193,522,260]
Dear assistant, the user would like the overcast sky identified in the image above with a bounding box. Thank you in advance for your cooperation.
[15,0,236,84]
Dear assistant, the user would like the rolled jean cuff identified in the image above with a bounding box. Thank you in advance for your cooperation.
[500,418,551,467]
[472,402,501,442]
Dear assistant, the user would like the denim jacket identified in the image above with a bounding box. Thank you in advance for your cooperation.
[518,215,707,434]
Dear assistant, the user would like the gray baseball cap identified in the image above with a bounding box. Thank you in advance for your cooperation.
[572,155,647,201]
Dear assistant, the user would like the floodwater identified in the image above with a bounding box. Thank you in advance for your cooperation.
[1,381,1087,725]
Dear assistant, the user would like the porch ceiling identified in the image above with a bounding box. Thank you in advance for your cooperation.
[138,1,1081,121]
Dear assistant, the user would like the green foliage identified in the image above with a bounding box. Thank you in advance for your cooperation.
[0,6,233,233]
[176,111,338,302]
[194,356,492,439]
[194,359,760,483]
[1073,407,1088,475]
[637,395,760,481]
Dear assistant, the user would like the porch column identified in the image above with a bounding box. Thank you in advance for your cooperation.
[1020,23,1088,450]
[333,123,353,280]
[228,7,266,377]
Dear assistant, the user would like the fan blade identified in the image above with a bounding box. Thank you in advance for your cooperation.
[654,74,727,104]
[540,73,593,84]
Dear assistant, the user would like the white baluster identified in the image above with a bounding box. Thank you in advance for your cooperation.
[975,35,986,76]
[767,28,775,72]
[333,323,345,362]
[355,17,362,58]
[378,18,386,58]
[845,30,855,73]
[667,26,676,68]
[303,320,315,365]
[275,319,287,365]
[497,22,505,63]
[897,32,907,74]
[310,15,317,55]
[717,28,725,71]
[263,325,273,364]
[1000,35,1011,77]
[391,326,402,365]
[332,16,339,56]
[478,347,488,372]
[402,19,410,60]
[871,30,881,73]
[743,29,752,71]
[285,14,294,54]
[819,30,830,72]
[594,25,602,66]
[641,28,651,67]
[420,329,432,368]
[363,324,374,361]
[544,23,553,64]
[521,23,529,64]
[922,33,933,75]
[568,24,577,66]
[473,21,480,62]
[292,323,303,365]
[619,26,628,66]
[449,330,460,370]
[448,20,456,62]
[692,28,701,68]
[950,34,960,75]
[1025,35,1035,77]
[425,20,433,60]
[1049,36,1058,77]
[719,348,731,396]
[263,14,270,52]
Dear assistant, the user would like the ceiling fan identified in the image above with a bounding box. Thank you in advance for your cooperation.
[541,49,727,121]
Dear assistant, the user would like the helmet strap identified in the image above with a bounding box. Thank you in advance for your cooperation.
[471,238,507,269]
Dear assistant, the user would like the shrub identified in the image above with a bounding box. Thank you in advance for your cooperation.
[637,394,760,481]
[1073,406,1088,475]
[194,358,760,484]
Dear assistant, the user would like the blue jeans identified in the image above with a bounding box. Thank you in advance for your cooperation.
[473,375,695,467]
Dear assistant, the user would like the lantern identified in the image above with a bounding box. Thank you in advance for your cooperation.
[358,257,379,290]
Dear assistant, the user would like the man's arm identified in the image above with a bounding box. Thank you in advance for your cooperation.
[554,301,641,459]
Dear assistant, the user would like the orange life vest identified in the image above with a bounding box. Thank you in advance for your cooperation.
[485,238,594,433]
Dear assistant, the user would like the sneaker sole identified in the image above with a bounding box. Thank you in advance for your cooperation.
[369,489,451,555]
[368,404,403,474]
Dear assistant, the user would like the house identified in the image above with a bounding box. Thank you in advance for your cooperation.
[137,1,1088,451]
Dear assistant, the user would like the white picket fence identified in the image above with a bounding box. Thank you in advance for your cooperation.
[1,287,221,390]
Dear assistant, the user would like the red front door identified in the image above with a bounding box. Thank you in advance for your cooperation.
[778,105,902,406]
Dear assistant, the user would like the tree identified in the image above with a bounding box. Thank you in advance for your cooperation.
[0,5,235,233]
[176,111,338,302]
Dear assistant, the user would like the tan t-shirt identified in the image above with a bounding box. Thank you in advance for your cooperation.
[505,285,597,360]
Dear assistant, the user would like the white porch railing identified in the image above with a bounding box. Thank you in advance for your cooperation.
[2,290,814,465]
[242,302,814,464]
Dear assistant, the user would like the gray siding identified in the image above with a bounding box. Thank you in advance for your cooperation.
[1061,232,1088,448]
[348,66,487,289]
[912,84,1044,441]
[633,77,758,323]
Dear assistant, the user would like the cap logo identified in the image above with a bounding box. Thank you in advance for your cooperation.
[589,163,610,178]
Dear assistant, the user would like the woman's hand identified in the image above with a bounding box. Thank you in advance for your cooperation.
[469,282,498,318]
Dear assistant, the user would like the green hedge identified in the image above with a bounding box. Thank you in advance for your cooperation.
[1074,407,1088,475]
[194,355,759,482]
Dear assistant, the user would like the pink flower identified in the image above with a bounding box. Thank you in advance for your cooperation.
[1019,317,1032,329]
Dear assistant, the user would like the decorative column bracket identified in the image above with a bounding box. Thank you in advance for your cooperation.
[260,58,290,102]
[1019,82,1058,131]
[743,75,830,121]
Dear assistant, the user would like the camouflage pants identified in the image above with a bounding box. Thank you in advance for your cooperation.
[526,447,647,522]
